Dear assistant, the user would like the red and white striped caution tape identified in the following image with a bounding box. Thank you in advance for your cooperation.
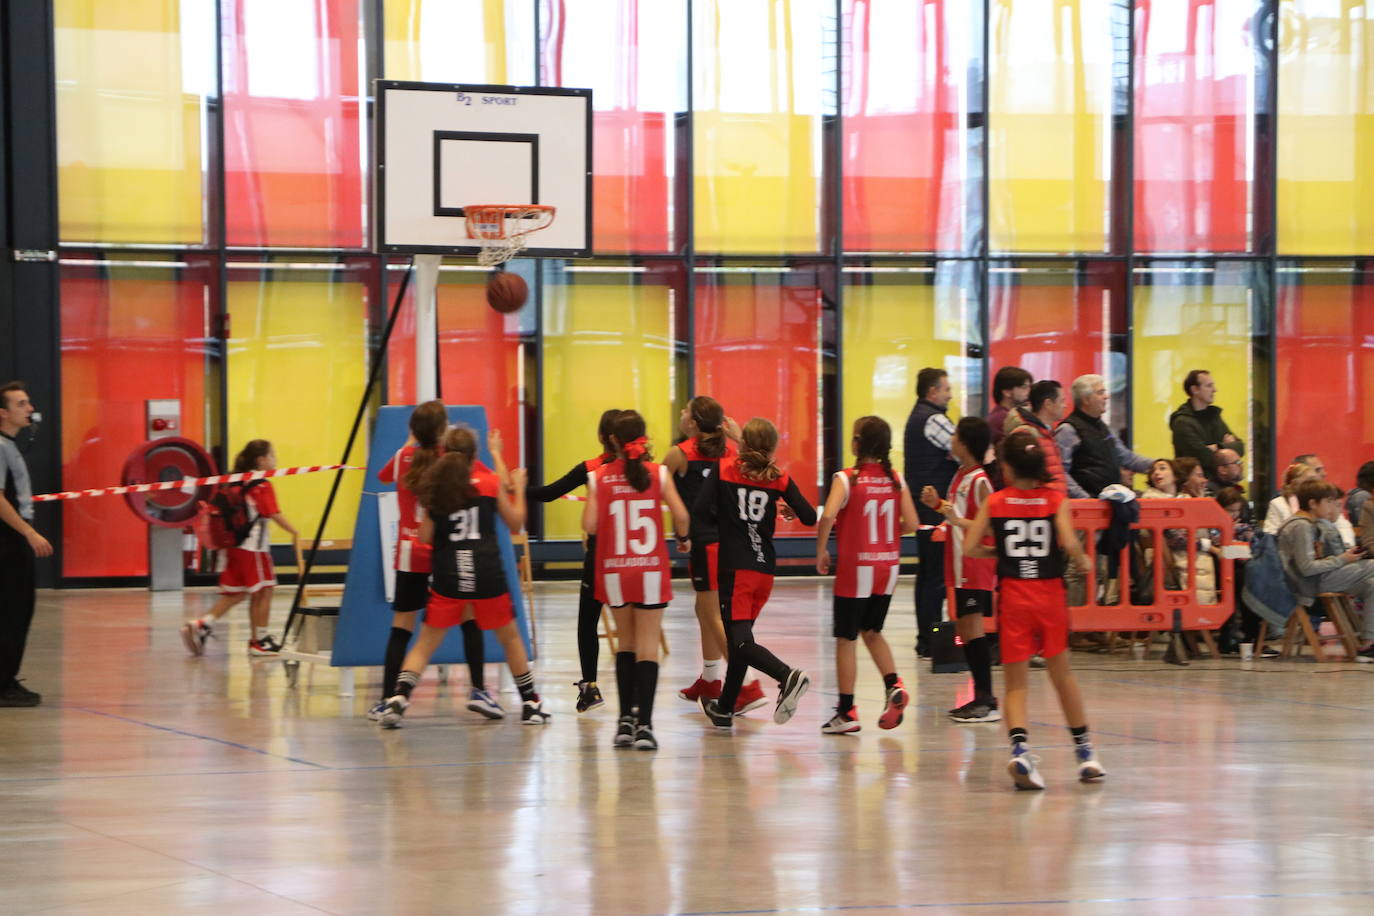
[33,465,364,503]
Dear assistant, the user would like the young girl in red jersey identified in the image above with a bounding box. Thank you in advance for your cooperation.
[962,430,1104,789]
[665,397,767,715]
[696,418,817,730]
[379,427,548,727]
[181,439,298,657]
[368,402,496,719]
[921,416,1001,724]
[815,416,918,734]
[528,408,623,714]
[582,410,691,751]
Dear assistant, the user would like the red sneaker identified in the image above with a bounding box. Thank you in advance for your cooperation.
[679,677,722,702]
[878,679,908,730]
[734,680,768,715]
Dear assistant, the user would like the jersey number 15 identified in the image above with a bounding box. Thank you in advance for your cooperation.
[609,499,659,555]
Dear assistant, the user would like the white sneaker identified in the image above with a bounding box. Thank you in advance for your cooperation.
[521,698,551,725]
[1008,748,1045,790]
[773,669,810,725]
[366,701,387,722]
[180,620,212,657]
[378,695,408,729]
[1075,744,1106,782]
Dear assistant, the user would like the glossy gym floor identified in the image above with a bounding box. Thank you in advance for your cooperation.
[4,581,1374,915]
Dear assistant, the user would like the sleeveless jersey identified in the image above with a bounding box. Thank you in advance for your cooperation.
[378,445,432,573]
[429,467,507,600]
[945,465,997,590]
[676,437,738,544]
[712,456,813,575]
[589,460,674,607]
[832,463,904,599]
[986,486,1066,580]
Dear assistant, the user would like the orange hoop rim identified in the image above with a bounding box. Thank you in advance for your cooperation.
[464,205,557,241]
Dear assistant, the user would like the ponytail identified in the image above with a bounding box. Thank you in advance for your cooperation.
[232,439,272,473]
[596,408,623,458]
[738,418,783,482]
[998,430,1052,485]
[688,395,727,459]
[419,427,478,515]
[403,400,448,492]
[611,410,652,492]
[852,415,896,484]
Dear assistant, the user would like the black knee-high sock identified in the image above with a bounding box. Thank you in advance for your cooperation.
[577,587,602,683]
[718,651,749,712]
[738,642,790,684]
[382,627,411,701]
[615,651,637,717]
[461,620,485,690]
[634,660,659,728]
[964,635,993,700]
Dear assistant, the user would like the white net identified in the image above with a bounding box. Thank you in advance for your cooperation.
[466,206,556,266]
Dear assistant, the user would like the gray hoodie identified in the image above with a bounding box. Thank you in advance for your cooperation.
[1277,515,1348,606]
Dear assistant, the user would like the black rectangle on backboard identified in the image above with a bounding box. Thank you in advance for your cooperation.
[432,131,540,218]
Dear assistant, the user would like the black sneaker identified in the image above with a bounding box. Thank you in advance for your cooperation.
[0,681,41,707]
[521,698,552,725]
[1259,645,1282,659]
[574,680,605,714]
[700,697,733,729]
[948,698,1001,724]
[773,668,810,725]
[633,724,658,751]
[1356,645,1374,664]
[614,715,636,747]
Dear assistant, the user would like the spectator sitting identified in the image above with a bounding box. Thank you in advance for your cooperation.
[1171,456,1217,604]
[1263,463,1318,536]
[987,366,1031,447]
[1216,487,1254,545]
[1170,369,1245,482]
[1142,458,1179,499]
[1008,380,1068,494]
[1349,460,1374,531]
[1277,479,1374,661]
[1207,448,1244,497]
[1293,453,1357,547]
[1216,486,1255,653]
[1055,374,1153,499]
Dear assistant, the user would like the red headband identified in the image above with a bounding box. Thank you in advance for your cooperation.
[623,436,648,460]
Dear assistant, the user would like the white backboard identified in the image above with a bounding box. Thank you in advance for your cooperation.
[375,81,592,257]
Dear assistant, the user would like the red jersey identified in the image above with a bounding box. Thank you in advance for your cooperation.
[676,436,738,545]
[985,486,1066,580]
[832,464,905,599]
[589,460,674,607]
[238,481,280,554]
[379,445,434,573]
[944,465,997,590]
[429,467,507,600]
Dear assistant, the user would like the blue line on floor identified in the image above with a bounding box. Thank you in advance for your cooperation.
[70,707,329,769]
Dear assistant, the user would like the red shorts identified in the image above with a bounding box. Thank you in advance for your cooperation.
[426,590,513,631]
[218,548,276,595]
[998,578,1069,665]
[719,568,774,622]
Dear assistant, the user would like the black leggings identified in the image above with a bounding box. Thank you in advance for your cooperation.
[717,617,789,711]
[577,537,601,683]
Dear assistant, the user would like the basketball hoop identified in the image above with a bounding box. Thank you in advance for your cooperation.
[465,205,557,266]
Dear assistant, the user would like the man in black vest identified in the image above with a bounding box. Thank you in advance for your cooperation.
[1054,374,1153,498]
[904,367,958,657]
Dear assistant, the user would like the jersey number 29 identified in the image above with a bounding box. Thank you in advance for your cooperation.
[1003,518,1051,557]
[609,499,658,555]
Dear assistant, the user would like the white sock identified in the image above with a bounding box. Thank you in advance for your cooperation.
[702,658,723,682]
[254,626,270,640]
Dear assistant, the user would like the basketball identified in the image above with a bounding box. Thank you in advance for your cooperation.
[486,271,528,313]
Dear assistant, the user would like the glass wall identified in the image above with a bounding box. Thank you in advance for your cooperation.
[44,0,1374,577]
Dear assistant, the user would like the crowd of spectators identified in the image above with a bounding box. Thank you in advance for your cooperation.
[904,365,1374,662]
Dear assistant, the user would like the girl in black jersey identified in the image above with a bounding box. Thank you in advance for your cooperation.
[527,408,622,714]
[379,428,549,727]
[695,418,818,730]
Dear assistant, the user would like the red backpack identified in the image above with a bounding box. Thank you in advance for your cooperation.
[195,480,265,549]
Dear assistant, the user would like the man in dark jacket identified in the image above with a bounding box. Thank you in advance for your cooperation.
[1056,374,1153,498]
[904,367,958,657]
[1170,369,1244,480]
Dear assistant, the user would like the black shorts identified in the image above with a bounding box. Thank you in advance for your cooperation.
[608,601,670,611]
[689,541,720,593]
[393,570,431,613]
[954,588,993,618]
[832,593,893,640]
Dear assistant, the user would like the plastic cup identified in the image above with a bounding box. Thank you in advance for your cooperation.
[1239,642,1255,661]
[1131,643,1146,661]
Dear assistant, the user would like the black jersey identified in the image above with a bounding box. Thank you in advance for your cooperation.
[677,437,738,544]
[430,467,508,600]
[695,455,817,575]
[986,486,1067,580]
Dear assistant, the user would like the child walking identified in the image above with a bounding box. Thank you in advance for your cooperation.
[815,416,918,734]
[962,430,1104,789]
[696,418,817,729]
[379,427,548,727]
[181,439,298,656]
[582,410,691,750]
[921,416,1001,724]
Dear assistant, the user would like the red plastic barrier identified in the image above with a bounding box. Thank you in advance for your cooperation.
[939,498,1236,632]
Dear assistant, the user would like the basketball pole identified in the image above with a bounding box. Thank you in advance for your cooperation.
[414,254,441,401]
